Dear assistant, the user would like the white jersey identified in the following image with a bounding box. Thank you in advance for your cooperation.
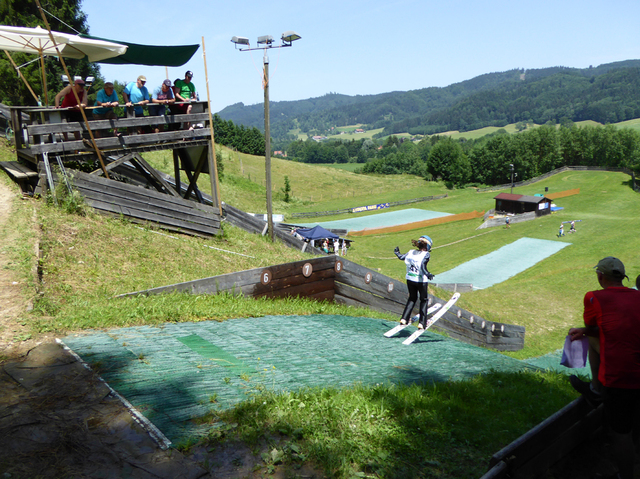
[404,250,430,283]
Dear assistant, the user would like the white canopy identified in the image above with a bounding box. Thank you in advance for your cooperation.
[0,25,127,62]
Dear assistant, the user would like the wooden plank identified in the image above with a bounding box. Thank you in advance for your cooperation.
[64,169,220,217]
[260,268,335,291]
[338,258,409,304]
[333,294,370,310]
[0,161,38,179]
[71,182,220,227]
[489,398,596,470]
[479,460,509,479]
[334,282,405,316]
[90,152,136,174]
[95,209,218,238]
[509,407,603,479]
[26,112,211,135]
[118,257,333,298]
[82,198,220,236]
[82,193,221,232]
[51,170,220,236]
[267,256,335,279]
[254,278,335,300]
[131,153,182,198]
[28,127,212,154]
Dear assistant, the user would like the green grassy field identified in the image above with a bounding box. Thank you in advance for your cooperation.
[2,139,635,478]
[304,118,615,143]
[140,147,640,361]
[345,169,639,359]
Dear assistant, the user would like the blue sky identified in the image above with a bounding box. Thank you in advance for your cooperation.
[81,0,640,114]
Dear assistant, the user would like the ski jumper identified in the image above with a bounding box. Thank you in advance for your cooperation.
[583,286,640,434]
[396,249,432,326]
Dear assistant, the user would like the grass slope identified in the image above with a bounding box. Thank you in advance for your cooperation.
[142,146,640,359]
[3,140,632,478]
[344,170,639,359]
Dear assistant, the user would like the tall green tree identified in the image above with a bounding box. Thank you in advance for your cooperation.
[427,137,470,187]
[0,0,100,106]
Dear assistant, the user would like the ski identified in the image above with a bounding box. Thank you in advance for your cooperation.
[384,303,442,337]
[402,292,461,345]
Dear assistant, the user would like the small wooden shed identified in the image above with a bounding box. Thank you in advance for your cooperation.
[494,193,552,216]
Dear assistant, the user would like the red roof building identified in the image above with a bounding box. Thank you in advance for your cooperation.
[494,193,552,216]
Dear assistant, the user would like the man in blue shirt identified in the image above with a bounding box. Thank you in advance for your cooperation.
[123,75,150,117]
[93,82,120,137]
[94,82,119,120]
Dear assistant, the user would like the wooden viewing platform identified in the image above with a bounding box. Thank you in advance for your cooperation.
[6,102,222,237]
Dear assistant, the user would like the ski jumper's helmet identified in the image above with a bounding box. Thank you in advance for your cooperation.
[419,235,432,251]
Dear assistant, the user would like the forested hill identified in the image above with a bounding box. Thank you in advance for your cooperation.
[217,60,640,141]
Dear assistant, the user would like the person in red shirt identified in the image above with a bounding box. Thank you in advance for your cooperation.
[54,78,88,140]
[569,257,640,479]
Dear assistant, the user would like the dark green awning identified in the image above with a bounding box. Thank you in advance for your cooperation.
[81,34,199,66]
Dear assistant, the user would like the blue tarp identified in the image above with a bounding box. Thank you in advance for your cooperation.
[295,225,339,241]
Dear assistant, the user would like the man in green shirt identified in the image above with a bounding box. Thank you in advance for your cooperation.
[172,70,196,129]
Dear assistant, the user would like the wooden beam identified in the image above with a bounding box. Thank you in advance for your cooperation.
[26,112,212,135]
[28,128,212,154]
[132,153,181,198]
[90,152,136,175]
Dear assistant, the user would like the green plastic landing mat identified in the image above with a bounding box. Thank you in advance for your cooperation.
[63,314,536,445]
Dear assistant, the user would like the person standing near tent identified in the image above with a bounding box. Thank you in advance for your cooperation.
[55,78,88,140]
[395,235,435,330]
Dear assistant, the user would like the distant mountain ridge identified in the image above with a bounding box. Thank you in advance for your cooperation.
[217,60,640,140]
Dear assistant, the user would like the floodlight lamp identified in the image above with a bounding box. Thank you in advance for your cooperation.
[257,35,274,45]
[85,76,94,87]
[281,31,301,44]
[73,76,82,83]
[231,36,250,46]
[61,74,69,84]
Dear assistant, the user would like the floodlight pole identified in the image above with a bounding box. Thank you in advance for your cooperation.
[263,49,274,241]
[231,32,300,242]
[510,164,514,194]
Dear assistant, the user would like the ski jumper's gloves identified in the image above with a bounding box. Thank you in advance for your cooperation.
[427,273,434,281]
[394,247,405,260]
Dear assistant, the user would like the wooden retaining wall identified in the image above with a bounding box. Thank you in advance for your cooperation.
[50,168,220,238]
[481,398,603,478]
[119,256,525,351]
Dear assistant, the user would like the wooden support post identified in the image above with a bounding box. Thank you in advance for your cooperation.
[4,51,40,104]
[201,36,221,209]
[35,0,110,179]
[182,147,207,201]
[173,149,181,197]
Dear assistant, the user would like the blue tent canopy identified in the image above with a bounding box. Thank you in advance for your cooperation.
[295,225,339,241]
